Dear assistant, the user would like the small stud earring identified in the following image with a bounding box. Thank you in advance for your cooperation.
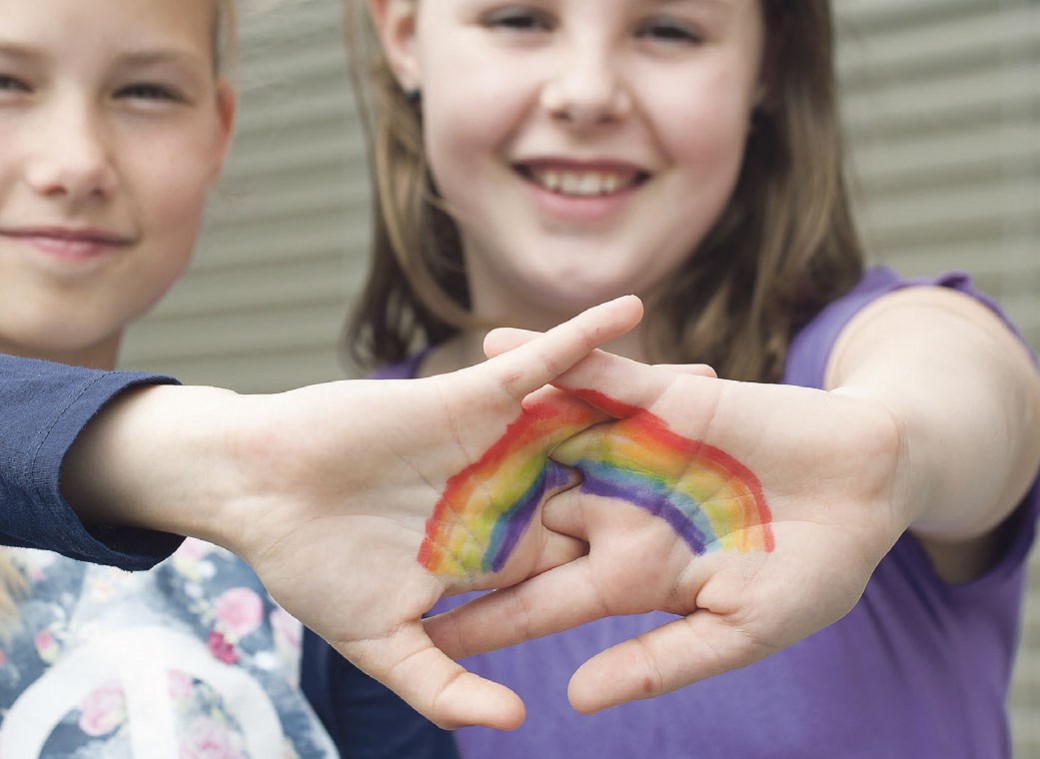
[404,88,421,105]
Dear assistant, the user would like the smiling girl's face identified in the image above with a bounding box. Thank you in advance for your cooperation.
[373,0,765,332]
[0,0,234,367]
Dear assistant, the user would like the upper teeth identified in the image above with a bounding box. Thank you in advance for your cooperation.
[531,169,631,196]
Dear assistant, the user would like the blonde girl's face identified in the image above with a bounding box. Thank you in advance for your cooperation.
[373,0,765,330]
[0,0,234,368]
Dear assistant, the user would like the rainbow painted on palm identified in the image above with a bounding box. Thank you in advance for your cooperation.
[418,399,597,577]
[419,390,774,579]
[555,390,774,555]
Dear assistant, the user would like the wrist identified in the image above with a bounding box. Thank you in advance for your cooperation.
[827,385,922,534]
[62,384,245,544]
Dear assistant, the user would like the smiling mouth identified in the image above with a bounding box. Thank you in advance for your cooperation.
[517,165,647,197]
[1,229,132,246]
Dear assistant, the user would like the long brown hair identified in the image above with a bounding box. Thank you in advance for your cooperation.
[345,1,864,383]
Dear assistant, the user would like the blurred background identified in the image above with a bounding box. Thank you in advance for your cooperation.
[119,0,1040,752]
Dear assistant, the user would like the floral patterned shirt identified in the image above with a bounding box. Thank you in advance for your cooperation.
[0,539,338,759]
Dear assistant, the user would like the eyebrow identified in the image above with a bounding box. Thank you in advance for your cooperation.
[0,41,206,70]
[0,41,40,61]
[116,49,209,69]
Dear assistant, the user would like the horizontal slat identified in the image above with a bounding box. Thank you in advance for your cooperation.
[120,348,349,393]
[144,257,348,317]
[868,235,1040,280]
[850,123,1037,190]
[223,131,369,182]
[837,4,1038,84]
[122,301,348,362]
[843,59,1039,139]
[856,175,1038,240]
[204,178,370,229]
[233,83,358,139]
[183,219,370,273]
[836,0,990,30]
[236,1,344,49]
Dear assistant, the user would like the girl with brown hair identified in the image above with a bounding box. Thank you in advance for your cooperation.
[321,0,1040,756]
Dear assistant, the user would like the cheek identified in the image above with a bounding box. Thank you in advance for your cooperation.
[134,137,217,234]
[653,73,752,178]
[648,62,757,162]
[424,94,501,221]
[422,51,534,192]
[127,147,215,298]
[425,83,496,168]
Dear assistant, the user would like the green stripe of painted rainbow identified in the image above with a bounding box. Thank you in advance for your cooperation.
[418,399,596,577]
[555,390,773,554]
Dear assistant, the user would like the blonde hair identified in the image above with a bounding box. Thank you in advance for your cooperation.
[0,0,240,630]
[344,1,864,382]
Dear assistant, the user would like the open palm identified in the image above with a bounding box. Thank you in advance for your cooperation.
[427,349,912,714]
[216,297,643,728]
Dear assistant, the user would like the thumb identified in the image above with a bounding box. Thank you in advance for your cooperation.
[338,623,527,730]
[478,296,643,404]
[566,611,774,714]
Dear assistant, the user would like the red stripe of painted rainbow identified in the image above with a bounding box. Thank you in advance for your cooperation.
[418,398,597,577]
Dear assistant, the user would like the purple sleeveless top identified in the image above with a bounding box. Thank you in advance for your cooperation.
[382,267,1039,759]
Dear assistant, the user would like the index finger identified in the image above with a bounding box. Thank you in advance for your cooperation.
[478,295,643,404]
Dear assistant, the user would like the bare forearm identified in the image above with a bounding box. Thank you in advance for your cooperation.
[61,384,244,546]
[828,287,1040,542]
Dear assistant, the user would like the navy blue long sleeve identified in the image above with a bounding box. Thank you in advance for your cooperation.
[3,353,461,757]
[0,353,183,569]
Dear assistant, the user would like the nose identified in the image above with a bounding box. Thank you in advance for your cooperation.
[541,37,633,129]
[25,97,117,204]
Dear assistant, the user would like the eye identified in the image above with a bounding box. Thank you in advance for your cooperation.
[0,74,31,94]
[482,7,554,33]
[115,82,184,103]
[636,19,704,45]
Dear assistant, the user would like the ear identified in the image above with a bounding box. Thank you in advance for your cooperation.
[210,79,238,178]
[368,0,421,92]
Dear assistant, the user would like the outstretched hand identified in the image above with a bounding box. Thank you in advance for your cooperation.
[426,348,912,714]
[215,296,646,730]
[66,296,644,731]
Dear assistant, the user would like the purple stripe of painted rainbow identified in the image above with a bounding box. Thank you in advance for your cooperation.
[418,399,596,577]
[555,390,774,554]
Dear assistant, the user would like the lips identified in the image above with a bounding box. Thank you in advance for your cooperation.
[0,226,134,262]
[0,227,132,246]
